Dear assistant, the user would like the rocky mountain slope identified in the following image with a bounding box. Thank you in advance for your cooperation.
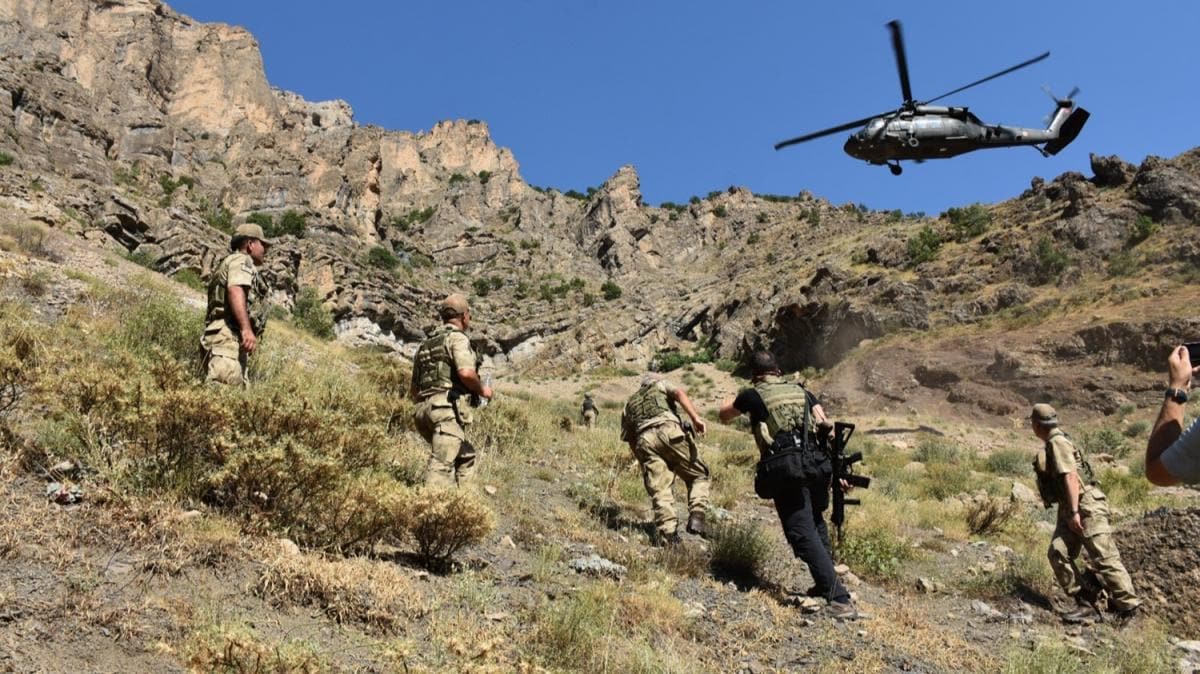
[4,0,1199,404]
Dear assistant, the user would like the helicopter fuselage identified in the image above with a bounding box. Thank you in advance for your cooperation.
[842,105,1059,164]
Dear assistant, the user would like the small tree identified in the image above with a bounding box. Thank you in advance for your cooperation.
[292,287,335,340]
[600,281,622,301]
[366,246,400,271]
[906,225,942,265]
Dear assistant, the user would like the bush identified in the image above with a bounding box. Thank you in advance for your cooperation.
[477,170,492,184]
[291,287,335,340]
[366,245,400,271]
[962,549,1054,600]
[125,248,156,269]
[1107,250,1138,277]
[1080,427,1131,459]
[921,463,974,500]
[0,151,13,166]
[906,225,941,265]
[257,554,423,633]
[1031,236,1069,284]
[943,203,991,241]
[1127,214,1157,246]
[2,222,50,258]
[712,205,727,217]
[983,448,1029,476]
[600,280,622,301]
[246,212,273,230]
[173,269,205,292]
[965,496,1019,536]
[838,526,912,581]
[1099,468,1149,507]
[271,210,307,238]
[201,201,233,234]
[389,207,436,232]
[912,437,961,464]
[1123,420,1149,438]
[399,488,494,570]
[114,288,203,364]
[708,521,773,583]
[448,173,468,185]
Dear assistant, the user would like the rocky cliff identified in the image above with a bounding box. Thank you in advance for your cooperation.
[2,0,1200,421]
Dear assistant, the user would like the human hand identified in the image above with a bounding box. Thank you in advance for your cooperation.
[692,418,707,436]
[839,478,854,493]
[1068,512,1084,535]
[480,385,494,400]
[240,331,258,353]
[1168,345,1198,390]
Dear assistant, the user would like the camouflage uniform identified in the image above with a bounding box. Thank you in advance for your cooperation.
[581,396,597,430]
[202,251,268,387]
[1035,426,1141,613]
[411,324,479,487]
[621,379,710,537]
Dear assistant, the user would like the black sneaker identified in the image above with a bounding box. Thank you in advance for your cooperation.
[686,512,707,537]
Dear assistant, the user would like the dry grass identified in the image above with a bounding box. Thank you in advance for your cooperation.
[257,552,426,633]
[184,622,328,673]
[965,495,1020,536]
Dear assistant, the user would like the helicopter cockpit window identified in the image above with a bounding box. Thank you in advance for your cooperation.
[865,119,885,134]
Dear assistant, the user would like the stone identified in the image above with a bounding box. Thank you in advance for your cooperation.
[483,485,498,496]
[1174,641,1200,655]
[500,535,516,549]
[1011,482,1039,504]
[833,564,850,575]
[568,554,627,579]
[971,600,1005,621]
[179,510,203,521]
[842,572,862,587]
[277,538,301,556]
[916,577,938,594]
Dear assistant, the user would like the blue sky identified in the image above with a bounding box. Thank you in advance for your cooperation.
[168,1,1198,215]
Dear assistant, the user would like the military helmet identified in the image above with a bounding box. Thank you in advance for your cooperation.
[1031,403,1058,427]
[440,293,470,320]
[230,223,271,251]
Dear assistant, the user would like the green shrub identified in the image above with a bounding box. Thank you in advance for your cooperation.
[1099,468,1149,507]
[912,437,961,464]
[472,277,492,297]
[906,225,941,265]
[271,210,306,238]
[983,448,1029,476]
[477,170,492,184]
[1127,214,1157,246]
[943,203,991,241]
[1031,236,1069,284]
[448,173,468,185]
[756,212,769,224]
[1123,420,1149,438]
[962,550,1054,600]
[173,269,205,292]
[600,280,622,301]
[291,287,335,340]
[711,205,727,217]
[1080,427,1131,459]
[3,222,50,257]
[921,463,973,500]
[113,289,203,364]
[389,207,436,232]
[0,151,13,166]
[246,212,273,229]
[838,527,912,582]
[708,521,773,583]
[366,245,400,271]
[746,233,760,244]
[125,248,157,269]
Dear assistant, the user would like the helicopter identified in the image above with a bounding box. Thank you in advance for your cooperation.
[774,20,1090,175]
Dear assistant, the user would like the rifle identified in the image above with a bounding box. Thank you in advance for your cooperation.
[828,421,871,547]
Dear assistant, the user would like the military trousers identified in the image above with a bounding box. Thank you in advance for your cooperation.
[582,409,597,430]
[201,321,248,387]
[631,421,711,536]
[1048,486,1140,612]
[414,395,477,488]
[773,476,850,604]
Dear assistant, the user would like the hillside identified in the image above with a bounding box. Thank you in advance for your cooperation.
[1,0,1199,672]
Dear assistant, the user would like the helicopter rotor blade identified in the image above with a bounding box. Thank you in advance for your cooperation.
[887,20,915,104]
[922,51,1050,105]
[774,113,890,150]
[1065,86,1080,100]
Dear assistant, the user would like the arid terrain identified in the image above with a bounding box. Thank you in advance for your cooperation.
[1,1,1199,672]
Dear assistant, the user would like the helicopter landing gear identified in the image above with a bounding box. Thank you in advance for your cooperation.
[887,162,903,176]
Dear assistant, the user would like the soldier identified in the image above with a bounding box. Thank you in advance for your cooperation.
[581,393,598,430]
[410,294,492,488]
[1030,403,1142,623]
[620,372,711,544]
[201,223,271,387]
[718,351,859,620]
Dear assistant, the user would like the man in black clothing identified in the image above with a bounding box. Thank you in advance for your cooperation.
[718,351,859,620]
